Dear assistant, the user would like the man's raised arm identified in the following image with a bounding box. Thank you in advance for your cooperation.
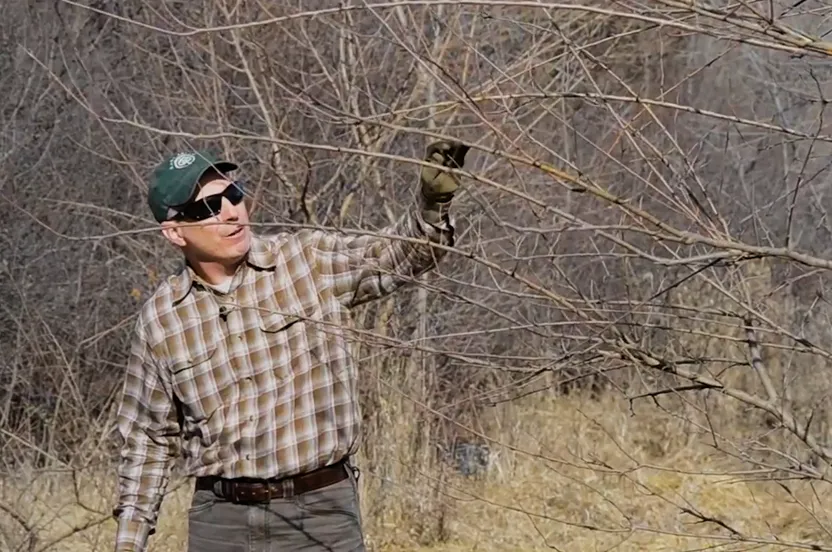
[300,140,470,308]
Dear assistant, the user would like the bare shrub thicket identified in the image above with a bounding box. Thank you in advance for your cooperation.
[4,0,832,550]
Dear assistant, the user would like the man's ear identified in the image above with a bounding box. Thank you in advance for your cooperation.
[160,221,187,248]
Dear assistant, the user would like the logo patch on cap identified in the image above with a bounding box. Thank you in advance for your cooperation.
[170,153,196,170]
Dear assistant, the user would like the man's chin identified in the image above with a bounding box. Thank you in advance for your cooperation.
[224,232,251,259]
[199,235,249,265]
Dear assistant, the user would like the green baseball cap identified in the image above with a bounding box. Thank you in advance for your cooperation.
[147,149,238,222]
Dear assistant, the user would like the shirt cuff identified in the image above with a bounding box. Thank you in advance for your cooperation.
[419,198,455,232]
[114,517,152,552]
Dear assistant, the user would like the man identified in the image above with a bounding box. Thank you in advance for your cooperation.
[112,140,470,552]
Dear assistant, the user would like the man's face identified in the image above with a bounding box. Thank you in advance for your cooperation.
[163,172,252,266]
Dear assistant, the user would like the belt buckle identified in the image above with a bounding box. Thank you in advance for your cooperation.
[228,479,273,504]
[218,480,231,502]
[221,480,240,504]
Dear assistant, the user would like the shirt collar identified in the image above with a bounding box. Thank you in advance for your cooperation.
[169,234,277,304]
[246,234,278,270]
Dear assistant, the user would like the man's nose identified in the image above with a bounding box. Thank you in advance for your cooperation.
[218,197,239,222]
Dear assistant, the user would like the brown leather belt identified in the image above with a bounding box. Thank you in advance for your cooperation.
[195,460,349,504]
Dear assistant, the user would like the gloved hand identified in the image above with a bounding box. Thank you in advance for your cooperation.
[420,140,470,204]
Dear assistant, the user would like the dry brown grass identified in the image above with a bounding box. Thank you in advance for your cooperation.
[3,388,830,552]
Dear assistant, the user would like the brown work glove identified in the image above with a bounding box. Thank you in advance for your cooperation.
[420,140,470,205]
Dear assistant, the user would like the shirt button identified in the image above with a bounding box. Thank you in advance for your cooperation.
[246,454,251,460]
[249,415,255,422]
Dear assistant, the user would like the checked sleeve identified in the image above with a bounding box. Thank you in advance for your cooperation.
[112,320,181,552]
[301,197,455,309]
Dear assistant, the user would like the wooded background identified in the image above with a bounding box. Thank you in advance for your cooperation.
[3,1,832,550]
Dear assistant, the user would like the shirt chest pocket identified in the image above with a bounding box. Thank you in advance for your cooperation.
[170,347,229,423]
[256,297,324,381]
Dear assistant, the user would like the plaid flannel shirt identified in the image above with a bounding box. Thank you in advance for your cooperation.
[112,199,453,551]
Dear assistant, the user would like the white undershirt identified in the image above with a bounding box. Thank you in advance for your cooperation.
[208,277,233,294]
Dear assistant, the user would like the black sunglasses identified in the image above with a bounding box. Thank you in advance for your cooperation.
[171,180,246,222]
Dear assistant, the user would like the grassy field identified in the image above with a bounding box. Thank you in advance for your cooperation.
[2,389,830,551]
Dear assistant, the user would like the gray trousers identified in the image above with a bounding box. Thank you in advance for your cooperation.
[187,465,366,552]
